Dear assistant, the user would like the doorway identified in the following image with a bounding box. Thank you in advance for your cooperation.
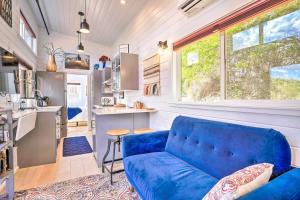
[66,74,88,127]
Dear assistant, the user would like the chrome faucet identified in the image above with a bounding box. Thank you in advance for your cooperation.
[19,99,26,111]
[33,89,44,98]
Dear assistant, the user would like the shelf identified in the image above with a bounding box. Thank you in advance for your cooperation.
[0,108,14,199]
[0,141,12,151]
[0,170,13,185]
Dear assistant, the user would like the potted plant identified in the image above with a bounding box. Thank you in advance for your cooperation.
[99,55,111,69]
[44,43,64,72]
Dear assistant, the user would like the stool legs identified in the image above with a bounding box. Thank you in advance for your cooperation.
[117,136,121,152]
[102,136,124,185]
[129,186,135,192]
[102,139,112,173]
[111,141,117,185]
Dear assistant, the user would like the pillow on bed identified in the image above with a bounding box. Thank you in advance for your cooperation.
[203,163,273,200]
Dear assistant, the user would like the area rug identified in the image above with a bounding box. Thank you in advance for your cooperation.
[63,136,93,157]
[15,173,140,200]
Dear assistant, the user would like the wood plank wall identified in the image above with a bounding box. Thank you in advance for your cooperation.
[112,0,300,166]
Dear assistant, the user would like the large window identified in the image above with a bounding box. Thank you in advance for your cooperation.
[19,11,37,54]
[178,0,300,102]
[180,33,220,102]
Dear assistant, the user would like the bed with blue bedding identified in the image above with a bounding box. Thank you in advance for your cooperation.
[67,107,82,120]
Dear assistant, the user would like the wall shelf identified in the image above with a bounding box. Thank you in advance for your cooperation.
[0,109,14,200]
[111,53,139,92]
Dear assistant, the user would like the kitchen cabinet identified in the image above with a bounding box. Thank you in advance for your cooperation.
[36,72,67,137]
[112,53,139,92]
[16,107,62,168]
[92,70,103,106]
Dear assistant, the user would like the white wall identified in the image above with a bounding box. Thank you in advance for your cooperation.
[113,0,300,166]
[0,0,39,69]
[37,28,112,72]
[37,28,112,127]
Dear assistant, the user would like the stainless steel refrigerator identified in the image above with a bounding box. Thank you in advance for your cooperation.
[36,71,67,137]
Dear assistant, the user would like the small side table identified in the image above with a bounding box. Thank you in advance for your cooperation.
[102,129,129,185]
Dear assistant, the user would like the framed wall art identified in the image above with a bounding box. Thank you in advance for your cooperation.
[64,53,90,70]
[143,54,160,96]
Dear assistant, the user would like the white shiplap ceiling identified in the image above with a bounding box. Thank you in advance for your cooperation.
[29,0,148,45]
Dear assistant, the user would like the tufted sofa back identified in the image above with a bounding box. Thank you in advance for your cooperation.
[165,116,291,179]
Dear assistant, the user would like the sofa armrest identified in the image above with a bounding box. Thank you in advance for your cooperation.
[239,168,300,200]
[122,130,169,158]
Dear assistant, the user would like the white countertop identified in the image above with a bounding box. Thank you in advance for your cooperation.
[92,107,157,115]
[13,110,36,119]
[12,106,62,119]
[36,106,62,113]
[0,106,12,113]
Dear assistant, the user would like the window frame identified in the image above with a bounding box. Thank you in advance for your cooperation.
[19,10,37,54]
[173,0,300,108]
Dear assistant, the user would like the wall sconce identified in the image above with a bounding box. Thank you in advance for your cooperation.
[158,40,168,50]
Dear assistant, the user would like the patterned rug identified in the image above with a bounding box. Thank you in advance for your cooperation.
[15,173,140,200]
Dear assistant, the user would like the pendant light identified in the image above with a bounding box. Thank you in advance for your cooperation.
[77,30,84,53]
[76,54,82,63]
[79,0,90,33]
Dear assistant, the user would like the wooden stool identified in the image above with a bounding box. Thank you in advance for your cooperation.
[102,129,129,185]
[133,128,154,134]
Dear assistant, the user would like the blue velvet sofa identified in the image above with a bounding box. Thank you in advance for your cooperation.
[122,116,300,200]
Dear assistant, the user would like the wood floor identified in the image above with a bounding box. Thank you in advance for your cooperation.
[14,126,101,191]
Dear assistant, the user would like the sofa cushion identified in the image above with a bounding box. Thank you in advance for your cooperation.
[165,116,291,179]
[123,151,218,200]
[203,163,273,200]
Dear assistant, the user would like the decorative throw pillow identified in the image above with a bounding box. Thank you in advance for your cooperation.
[203,163,274,200]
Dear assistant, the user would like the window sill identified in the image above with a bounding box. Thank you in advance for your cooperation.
[168,101,300,117]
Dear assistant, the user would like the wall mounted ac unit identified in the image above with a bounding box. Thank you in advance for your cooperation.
[178,0,216,17]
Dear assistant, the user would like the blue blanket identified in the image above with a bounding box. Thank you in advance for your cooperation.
[67,107,82,120]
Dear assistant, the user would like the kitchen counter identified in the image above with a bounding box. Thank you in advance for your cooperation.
[92,107,157,115]
[13,110,37,119]
[17,106,62,168]
[0,106,11,112]
[36,106,62,113]
[12,106,62,119]
[92,107,157,167]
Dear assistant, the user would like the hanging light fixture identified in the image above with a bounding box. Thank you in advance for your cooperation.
[77,30,84,53]
[79,0,90,34]
[76,54,82,63]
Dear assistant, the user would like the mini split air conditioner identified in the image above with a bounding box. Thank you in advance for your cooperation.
[178,0,216,17]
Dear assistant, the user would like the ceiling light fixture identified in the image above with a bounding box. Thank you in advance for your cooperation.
[79,0,90,34]
[120,0,126,5]
[76,54,82,62]
[77,30,84,53]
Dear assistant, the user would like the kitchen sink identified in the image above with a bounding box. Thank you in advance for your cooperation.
[15,110,37,141]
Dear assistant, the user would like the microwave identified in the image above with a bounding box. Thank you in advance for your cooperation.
[101,97,114,106]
